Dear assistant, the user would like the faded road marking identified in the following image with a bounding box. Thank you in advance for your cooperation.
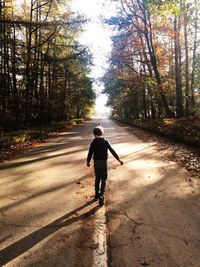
[93,204,108,267]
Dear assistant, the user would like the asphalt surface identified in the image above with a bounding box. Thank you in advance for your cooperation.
[1,119,200,267]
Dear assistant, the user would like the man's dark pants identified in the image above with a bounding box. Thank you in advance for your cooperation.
[94,160,107,196]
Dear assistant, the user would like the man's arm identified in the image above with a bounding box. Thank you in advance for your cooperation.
[107,141,123,165]
[87,142,94,166]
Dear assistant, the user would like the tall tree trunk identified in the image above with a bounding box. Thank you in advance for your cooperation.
[138,30,156,119]
[174,15,183,117]
[190,0,198,109]
[25,0,34,125]
[12,21,20,128]
[183,1,189,116]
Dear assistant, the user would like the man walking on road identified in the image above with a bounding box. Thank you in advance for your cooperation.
[87,125,123,205]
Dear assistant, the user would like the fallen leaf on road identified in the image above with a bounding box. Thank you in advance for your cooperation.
[140,260,150,266]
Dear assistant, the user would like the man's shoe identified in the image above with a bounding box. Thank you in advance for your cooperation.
[99,196,104,206]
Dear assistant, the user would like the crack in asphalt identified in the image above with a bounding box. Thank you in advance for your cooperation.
[124,212,143,226]
[107,210,189,248]
[120,212,189,246]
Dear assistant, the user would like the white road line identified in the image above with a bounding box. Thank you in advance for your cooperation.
[93,204,108,267]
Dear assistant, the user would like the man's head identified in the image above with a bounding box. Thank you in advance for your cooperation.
[93,126,104,137]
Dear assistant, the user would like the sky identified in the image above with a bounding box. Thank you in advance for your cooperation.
[71,0,117,116]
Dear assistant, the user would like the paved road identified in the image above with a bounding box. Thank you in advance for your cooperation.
[0,119,200,267]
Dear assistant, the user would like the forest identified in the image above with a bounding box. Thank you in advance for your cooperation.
[0,0,95,131]
[103,0,200,121]
[1,0,200,147]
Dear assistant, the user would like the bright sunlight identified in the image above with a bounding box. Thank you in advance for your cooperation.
[71,0,116,117]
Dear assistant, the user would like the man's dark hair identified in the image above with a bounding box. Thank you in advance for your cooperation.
[93,126,104,136]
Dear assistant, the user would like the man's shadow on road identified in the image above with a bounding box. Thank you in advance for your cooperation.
[0,199,100,266]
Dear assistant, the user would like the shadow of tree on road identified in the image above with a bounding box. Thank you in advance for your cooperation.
[0,173,91,214]
[0,199,100,267]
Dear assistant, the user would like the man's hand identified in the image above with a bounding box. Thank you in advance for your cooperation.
[87,162,91,167]
[119,159,123,165]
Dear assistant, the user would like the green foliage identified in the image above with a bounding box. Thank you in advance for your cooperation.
[148,0,180,15]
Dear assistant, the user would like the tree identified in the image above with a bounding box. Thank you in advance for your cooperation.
[103,0,200,120]
[0,0,95,131]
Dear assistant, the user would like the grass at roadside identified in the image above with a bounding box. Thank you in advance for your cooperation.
[0,118,84,151]
[112,116,200,147]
